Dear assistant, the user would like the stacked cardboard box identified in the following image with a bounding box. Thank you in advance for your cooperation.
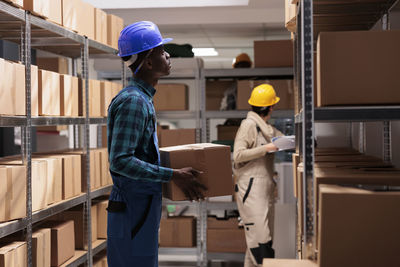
[153,83,188,111]
[158,129,196,148]
[160,143,233,201]
[254,40,293,68]
[36,57,69,75]
[317,30,400,107]
[0,165,26,223]
[207,217,246,253]
[41,220,75,267]
[39,69,60,116]
[318,185,400,267]
[100,81,112,117]
[93,255,107,267]
[57,205,98,250]
[285,0,297,32]
[206,80,234,110]
[24,0,62,25]
[32,228,51,267]
[0,159,47,212]
[159,217,196,247]
[263,259,317,267]
[96,200,108,239]
[95,8,108,45]
[0,60,38,116]
[217,125,239,141]
[0,242,27,267]
[60,74,79,117]
[64,150,100,192]
[107,14,124,49]
[98,148,112,186]
[294,148,400,260]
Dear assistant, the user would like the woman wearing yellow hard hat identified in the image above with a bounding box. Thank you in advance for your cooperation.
[233,83,283,267]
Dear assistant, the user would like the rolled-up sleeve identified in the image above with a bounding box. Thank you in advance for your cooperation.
[108,96,172,182]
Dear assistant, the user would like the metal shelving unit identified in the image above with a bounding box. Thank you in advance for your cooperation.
[0,1,118,266]
[294,0,399,260]
[200,67,295,142]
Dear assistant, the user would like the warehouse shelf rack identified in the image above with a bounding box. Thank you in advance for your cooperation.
[200,67,295,142]
[0,185,112,239]
[294,106,400,123]
[294,0,399,260]
[0,1,118,266]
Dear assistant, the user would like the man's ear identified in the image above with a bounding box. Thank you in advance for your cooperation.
[143,57,152,70]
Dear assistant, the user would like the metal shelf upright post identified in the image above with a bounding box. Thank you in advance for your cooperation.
[21,10,33,267]
[296,0,316,259]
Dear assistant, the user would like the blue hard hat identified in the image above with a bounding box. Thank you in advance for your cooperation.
[118,21,173,57]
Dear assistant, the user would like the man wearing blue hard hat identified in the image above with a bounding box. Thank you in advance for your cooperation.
[106,21,206,267]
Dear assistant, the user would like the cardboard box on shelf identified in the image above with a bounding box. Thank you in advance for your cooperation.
[111,82,122,97]
[95,8,108,45]
[206,80,235,110]
[99,149,111,186]
[24,0,62,25]
[34,156,62,205]
[0,242,27,267]
[101,126,107,148]
[100,81,113,117]
[285,0,297,32]
[13,62,26,116]
[32,228,51,267]
[60,74,79,117]
[0,165,26,223]
[262,259,317,267]
[96,200,108,239]
[4,0,23,8]
[54,154,81,200]
[207,217,239,229]
[160,143,233,201]
[159,217,196,247]
[292,153,300,198]
[317,30,400,107]
[39,69,60,116]
[36,57,69,75]
[64,150,98,192]
[159,129,196,148]
[30,159,48,212]
[93,149,102,189]
[254,40,293,68]
[79,79,102,117]
[207,228,246,253]
[78,1,95,40]
[107,14,124,49]
[0,61,38,116]
[59,205,97,250]
[0,59,13,115]
[318,185,400,267]
[62,0,80,32]
[42,220,75,267]
[153,83,188,111]
[236,79,294,110]
[217,125,239,141]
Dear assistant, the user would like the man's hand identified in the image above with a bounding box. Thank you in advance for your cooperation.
[171,167,208,201]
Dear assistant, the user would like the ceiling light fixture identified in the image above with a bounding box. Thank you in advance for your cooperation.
[192,48,219,57]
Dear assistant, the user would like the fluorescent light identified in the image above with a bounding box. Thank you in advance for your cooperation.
[84,0,249,9]
[192,48,219,57]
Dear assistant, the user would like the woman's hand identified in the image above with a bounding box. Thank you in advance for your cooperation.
[265,143,279,152]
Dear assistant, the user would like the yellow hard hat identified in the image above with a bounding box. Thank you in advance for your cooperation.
[248,84,280,107]
[232,53,252,68]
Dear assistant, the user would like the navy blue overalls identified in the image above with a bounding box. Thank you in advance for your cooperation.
[107,86,163,267]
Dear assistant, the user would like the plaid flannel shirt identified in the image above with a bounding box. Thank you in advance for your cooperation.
[107,78,172,182]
